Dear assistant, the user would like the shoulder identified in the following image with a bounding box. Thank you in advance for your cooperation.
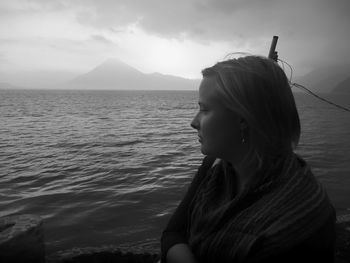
[250,153,336,254]
[249,213,336,263]
[270,214,336,263]
[303,211,336,247]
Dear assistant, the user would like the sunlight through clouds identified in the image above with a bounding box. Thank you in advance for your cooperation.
[0,0,349,86]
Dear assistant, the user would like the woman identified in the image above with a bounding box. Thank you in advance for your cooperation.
[160,55,336,263]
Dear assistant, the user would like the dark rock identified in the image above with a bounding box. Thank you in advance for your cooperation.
[335,214,350,263]
[48,217,350,263]
[2,213,349,262]
[0,214,45,263]
[46,246,160,263]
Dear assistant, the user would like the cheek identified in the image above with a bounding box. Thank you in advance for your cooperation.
[217,125,240,150]
[203,115,240,148]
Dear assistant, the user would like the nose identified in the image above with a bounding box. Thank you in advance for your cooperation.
[191,112,199,130]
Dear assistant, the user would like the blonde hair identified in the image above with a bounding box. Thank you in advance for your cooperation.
[202,55,300,168]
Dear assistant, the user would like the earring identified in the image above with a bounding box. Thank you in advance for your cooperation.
[241,129,246,144]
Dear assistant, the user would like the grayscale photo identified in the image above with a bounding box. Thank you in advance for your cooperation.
[0,1,349,262]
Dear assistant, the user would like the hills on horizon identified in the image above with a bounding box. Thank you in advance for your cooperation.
[1,58,349,93]
[331,76,350,93]
[0,82,22,89]
[0,58,200,91]
[61,58,200,90]
[294,63,350,93]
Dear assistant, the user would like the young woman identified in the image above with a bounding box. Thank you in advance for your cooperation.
[160,56,336,263]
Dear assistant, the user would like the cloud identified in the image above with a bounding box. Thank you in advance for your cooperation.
[3,0,349,45]
[0,52,9,66]
[35,0,347,71]
[1,0,349,77]
[59,0,346,40]
[0,0,69,16]
[91,34,114,45]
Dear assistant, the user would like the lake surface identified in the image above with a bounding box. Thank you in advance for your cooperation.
[0,89,349,255]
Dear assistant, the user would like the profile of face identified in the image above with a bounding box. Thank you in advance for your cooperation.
[191,76,247,163]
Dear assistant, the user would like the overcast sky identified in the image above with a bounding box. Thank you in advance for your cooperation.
[1,0,349,83]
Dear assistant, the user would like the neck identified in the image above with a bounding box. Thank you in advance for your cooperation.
[231,159,258,195]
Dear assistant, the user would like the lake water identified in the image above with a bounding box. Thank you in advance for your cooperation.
[0,89,349,255]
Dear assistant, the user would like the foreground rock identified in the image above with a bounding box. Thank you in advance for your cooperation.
[336,214,350,263]
[1,214,349,263]
[0,214,45,263]
[46,247,160,263]
[48,215,350,263]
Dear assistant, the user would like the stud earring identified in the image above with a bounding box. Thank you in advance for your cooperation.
[241,130,245,144]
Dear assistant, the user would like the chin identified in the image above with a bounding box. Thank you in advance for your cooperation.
[200,145,207,155]
[200,145,211,156]
[200,146,224,159]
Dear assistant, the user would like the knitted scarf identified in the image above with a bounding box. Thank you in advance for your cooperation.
[187,153,335,263]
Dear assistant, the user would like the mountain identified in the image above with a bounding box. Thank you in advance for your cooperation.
[332,76,350,93]
[63,58,200,90]
[1,70,78,89]
[295,64,350,93]
[0,82,23,89]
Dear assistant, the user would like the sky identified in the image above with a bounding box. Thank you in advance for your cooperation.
[0,0,349,87]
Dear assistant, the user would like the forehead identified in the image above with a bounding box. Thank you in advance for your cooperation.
[198,76,221,105]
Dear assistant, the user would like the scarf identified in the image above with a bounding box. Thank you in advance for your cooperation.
[187,153,335,263]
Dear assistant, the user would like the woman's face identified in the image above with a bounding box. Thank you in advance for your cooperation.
[191,76,245,163]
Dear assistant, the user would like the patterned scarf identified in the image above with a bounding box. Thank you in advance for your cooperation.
[187,153,335,263]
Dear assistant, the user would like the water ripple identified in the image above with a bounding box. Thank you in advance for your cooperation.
[0,90,349,255]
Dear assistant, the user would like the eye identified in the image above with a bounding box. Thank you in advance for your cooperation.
[198,103,209,113]
[199,105,207,112]
[198,104,203,109]
[199,108,209,114]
